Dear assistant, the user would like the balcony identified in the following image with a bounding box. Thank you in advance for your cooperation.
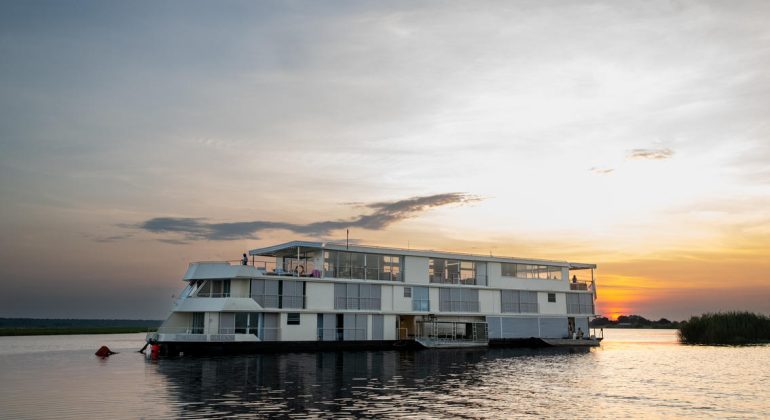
[569,280,593,291]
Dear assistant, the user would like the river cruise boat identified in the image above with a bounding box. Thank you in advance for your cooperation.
[149,241,599,355]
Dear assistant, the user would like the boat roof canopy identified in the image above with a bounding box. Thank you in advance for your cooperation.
[249,240,596,269]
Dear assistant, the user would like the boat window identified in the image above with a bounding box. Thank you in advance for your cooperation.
[412,287,430,311]
[566,293,594,314]
[501,290,539,313]
[548,293,556,303]
[251,279,304,309]
[211,280,231,297]
[324,251,402,281]
[438,288,479,312]
[429,259,486,285]
[334,283,382,310]
[195,281,211,297]
[287,313,300,325]
[191,312,205,334]
[501,263,562,280]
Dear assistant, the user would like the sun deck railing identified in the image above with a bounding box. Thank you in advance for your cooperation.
[325,267,402,282]
[569,280,594,291]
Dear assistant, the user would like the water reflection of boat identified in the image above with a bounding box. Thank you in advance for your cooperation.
[149,241,599,355]
[149,348,592,417]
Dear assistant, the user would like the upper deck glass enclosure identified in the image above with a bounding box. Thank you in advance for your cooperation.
[247,241,596,290]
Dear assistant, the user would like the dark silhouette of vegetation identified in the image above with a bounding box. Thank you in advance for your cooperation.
[0,318,161,336]
[678,312,770,345]
[590,314,682,329]
[0,327,157,336]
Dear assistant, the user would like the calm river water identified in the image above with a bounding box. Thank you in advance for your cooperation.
[1,329,768,419]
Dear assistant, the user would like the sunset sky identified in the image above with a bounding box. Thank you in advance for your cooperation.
[1,1,768,320]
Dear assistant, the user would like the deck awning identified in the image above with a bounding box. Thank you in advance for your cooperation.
[568,263,597,270]
[248,239,595,268]
[248,241,325,257]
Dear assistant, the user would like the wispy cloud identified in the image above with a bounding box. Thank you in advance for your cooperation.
[137,193,480,241]
[589,167,615,174]
[85,233,135,243]
[628,148,674,160]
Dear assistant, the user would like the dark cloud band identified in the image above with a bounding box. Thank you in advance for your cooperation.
[137,192,479,242]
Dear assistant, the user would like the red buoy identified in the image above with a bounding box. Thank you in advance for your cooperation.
[95,345,117,357]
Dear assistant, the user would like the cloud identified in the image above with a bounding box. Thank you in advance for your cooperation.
[137,193,480,241]
[628,148,674,160]
[589,167,615,174]
[85,233,135,243]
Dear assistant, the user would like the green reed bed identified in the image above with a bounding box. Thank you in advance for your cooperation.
[678,311,770,345]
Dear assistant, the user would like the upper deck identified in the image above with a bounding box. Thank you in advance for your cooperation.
[183,240,597,293]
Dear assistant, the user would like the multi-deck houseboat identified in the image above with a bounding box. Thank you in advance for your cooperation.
[149,241,598,355]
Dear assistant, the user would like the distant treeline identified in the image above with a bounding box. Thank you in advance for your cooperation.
[0,318,162,336]
[678,312,770,345]
[590,315,682,329]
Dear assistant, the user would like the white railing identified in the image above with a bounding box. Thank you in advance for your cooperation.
[567,304,595,314]
[437,300,480,313]
[193,292,232,298]
[155,326,281,341]
[333,297,382,310]
[570,280,593,291]
[157,326,205,334]
[326,267,402,282]
[416,321,489,342]
[430,274,487,286]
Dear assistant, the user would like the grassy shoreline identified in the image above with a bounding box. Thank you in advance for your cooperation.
[678,311,770,345]
[0,327,157,336]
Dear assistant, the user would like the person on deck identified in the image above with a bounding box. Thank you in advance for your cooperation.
[241,253,248,266]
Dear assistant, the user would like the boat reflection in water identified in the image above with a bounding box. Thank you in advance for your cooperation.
[149,347,591,418]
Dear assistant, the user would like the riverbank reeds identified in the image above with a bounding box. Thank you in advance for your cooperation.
[678,311,770,345]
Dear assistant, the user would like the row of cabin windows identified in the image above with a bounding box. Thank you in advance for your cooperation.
[324,251,402,281]
[501,263,563,280]
[190,279,590,315]
[190,291,591,334]
[429,259,487,286]
[190,263,564,292]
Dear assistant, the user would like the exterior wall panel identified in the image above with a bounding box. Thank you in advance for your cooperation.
[500,317,539,338]
[404,256,429,284]
[479,289,498,313]
[538,291,567,315]
[487,316,502,339]
[392,285,412,312]
[281,313,317,341]
[539,317,568,338]
[305,282,334,311]
[371,314,384,340]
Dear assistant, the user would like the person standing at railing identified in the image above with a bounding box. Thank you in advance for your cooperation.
[241,253,248,266]
[572,275,577,284]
